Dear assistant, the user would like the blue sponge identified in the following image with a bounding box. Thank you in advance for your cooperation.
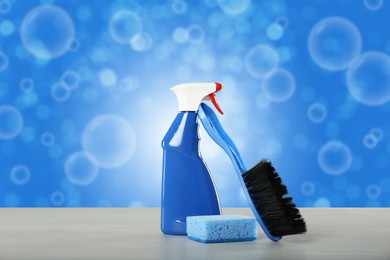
[186,215,258,243]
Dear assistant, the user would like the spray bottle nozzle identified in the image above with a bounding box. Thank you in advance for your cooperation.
[171,82,224,113]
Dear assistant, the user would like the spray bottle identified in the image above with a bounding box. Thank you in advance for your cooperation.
[161,82,224,235]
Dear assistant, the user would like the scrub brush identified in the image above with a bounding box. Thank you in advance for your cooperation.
[198,103,307,242]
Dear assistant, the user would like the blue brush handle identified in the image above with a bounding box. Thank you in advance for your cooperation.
[198,103,282,242]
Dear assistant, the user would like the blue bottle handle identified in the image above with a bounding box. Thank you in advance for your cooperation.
[198,103,282,242]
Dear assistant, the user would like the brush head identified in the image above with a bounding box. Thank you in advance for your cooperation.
[242,159,307,237]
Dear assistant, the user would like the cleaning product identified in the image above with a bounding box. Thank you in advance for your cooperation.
[161,82,223,236]
[186,215,258,243]
[198,103,307,242]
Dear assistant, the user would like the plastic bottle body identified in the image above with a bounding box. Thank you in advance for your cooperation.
[161,112,221,235]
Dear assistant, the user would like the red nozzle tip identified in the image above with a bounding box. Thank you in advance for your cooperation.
[215,82,223,92]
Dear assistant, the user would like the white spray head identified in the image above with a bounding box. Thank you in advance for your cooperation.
[171,82,223,114]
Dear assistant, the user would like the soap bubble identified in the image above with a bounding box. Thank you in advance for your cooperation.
[245,45,279,78]
[314,197,331,207]
[119,76,138,92]
[65,151,99,185]
[366,185,380,199]
[109,10,142,44]
[40,132,55,146]
[172,27,188,44]
[370,127,383,140]
[346,52,390,106]
[61,70,80,89]
[217,0,251,15]
[301,181,315,195]
[82,114,136,168]
[99,68,117,87]
[130,32,153,52]
[51,82,71,102]
[187,24,204,44]
[172,0,187,14]
[0,51,8,71]
[307,103,327,123]
[20,5,75,59]
[318,140,352,175]
[0,105,23,139]
[308,17,362,71]
[0,0,11,14]
[262,68,295,102]
[51,191,65,206]
[266,23,284,41]
[10,165,31,185]
[20,78,34,92]
[363,0,383,11]
[363,134,378,149]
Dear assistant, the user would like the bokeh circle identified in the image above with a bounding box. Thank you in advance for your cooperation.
[171,0,187,14]
[41,132,55,146]
[0,105,24,139]
[346,52,390,106]
[82,114,136,168]
[301,181,315,195]
[363,0,384,11]
[109,10,142,44]
[61,70,80,89]
[20,5,75,59]
[11,165,31,185]
[20,78,34,92]
[51,191,65,206]
[307,103,327,123]
[0,0,12,14]
[370,127,383,140]
[51,82,71,102]
[130,32,153,52]
[119,76,138,92]
[245,44,279,78]
[217,0,251,15]
[363,134,378,149]
[0,51,8,71]
[262,68,295,102]
[308,17,362,71]
[366,185,381,199]
[65,151,99,185]
[318,140,352,175]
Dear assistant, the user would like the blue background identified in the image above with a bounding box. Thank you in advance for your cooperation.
[0,0,389,207]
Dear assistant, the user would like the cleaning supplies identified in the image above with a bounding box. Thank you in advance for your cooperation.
[186,215,258,243]
[198,103,307,242]
[161,82,223,236]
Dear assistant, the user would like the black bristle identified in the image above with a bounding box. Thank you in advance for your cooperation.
[242,159,307,237]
